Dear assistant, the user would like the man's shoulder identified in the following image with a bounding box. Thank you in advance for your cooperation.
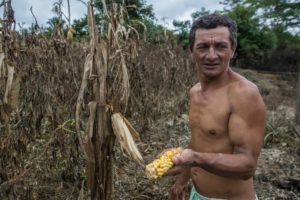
[228,73,266,121]
[229,73,260,97]
[228,75,264,107]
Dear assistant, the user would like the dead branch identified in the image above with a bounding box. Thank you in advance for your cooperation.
[30,6,40,31]
[0,168,30,192]
[0,0,4,8]
[67,0,71,27]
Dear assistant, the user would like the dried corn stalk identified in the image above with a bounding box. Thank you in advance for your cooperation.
[76,1,145,199]
[75,1,113,200]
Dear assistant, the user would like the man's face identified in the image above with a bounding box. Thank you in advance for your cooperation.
[191,26,235,78]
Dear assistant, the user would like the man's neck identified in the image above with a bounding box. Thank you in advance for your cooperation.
[199,68,232,91]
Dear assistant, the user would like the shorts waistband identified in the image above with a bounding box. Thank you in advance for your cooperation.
[189,186,259,200]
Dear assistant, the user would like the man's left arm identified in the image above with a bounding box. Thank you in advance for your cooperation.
[171,83,266,180]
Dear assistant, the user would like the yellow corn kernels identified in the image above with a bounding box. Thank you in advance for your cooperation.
[145,147,182,179]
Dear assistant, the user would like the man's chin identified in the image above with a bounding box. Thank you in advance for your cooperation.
[203,68,219,77]
[202,65,220,73]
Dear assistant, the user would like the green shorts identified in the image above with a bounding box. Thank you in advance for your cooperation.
[189,186,258,200]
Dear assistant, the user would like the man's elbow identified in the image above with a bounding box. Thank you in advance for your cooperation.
[240,171,254,180]
[239,163,256,180]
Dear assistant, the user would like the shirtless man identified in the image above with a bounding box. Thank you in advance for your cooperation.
[166,14,266,200]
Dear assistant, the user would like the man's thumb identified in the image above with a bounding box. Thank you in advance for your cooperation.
[172,155,181,164]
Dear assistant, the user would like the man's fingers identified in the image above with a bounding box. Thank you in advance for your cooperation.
[176,192,185,200]
[165,166,184,176]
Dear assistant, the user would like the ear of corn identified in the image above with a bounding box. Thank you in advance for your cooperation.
[145,147,182,179]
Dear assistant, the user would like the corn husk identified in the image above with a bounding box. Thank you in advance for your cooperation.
[67,27,76,45]
[111,112,143,164]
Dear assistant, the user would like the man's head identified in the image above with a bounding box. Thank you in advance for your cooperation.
[189,14,237,52]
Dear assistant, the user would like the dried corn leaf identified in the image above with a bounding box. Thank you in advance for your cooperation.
[4,65,14,104]
[101,0,110,19]
[67,27,75,45]
[7,72,21,110]
[119,112,141,141]
[120,54,129,109]
[84,101,97,189]
[76,53,92,133]
[0,53,5,77]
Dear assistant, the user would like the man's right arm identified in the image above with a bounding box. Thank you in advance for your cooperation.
[172,87,194,185]
[168,87,195,200]
[167,143,191,200]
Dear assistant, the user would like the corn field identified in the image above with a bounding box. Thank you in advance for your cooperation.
[0,1,195,199]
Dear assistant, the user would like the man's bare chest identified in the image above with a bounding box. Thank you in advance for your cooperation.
[189,91,231,137]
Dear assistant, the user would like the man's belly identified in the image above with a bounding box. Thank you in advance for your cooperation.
[190,167,255,199]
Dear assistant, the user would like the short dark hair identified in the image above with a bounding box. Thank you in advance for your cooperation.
[189,14,237,52]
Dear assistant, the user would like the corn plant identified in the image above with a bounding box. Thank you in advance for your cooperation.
[75,0,143,199]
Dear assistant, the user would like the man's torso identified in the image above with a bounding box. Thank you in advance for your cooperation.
[188,72,256,199]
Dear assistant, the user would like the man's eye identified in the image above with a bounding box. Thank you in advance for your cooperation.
[216,44,228,49]
[196,45,207,49]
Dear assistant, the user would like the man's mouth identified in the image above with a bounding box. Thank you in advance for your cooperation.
[204,63,219,66]
[204,63,219,69]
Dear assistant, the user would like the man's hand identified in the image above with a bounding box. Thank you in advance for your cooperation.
[166,149,192,200]
[168,181,187,200]
[165,165,186,176]
[165,149,195,176]
[172,149,195,166]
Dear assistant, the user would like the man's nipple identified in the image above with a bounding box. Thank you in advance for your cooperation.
[209,129,216,135]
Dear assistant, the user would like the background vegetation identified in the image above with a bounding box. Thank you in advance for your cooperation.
[43,0,300,71]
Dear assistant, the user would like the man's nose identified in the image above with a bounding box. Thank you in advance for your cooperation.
[207,47,218,60]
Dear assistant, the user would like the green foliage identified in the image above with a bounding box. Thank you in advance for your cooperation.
[72,17,88,38]
[248,0,300,28]
[272,24,300,49]
[69,0,156,41]
[142,19,165,42]
[191,7,211,21]
[44,17,67,38]
[172,8,212,48]
[94,0,155,20]
[221,0,299,68]
[172,20,190,47]
[225,5,277,67]
[222,0,300,28]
